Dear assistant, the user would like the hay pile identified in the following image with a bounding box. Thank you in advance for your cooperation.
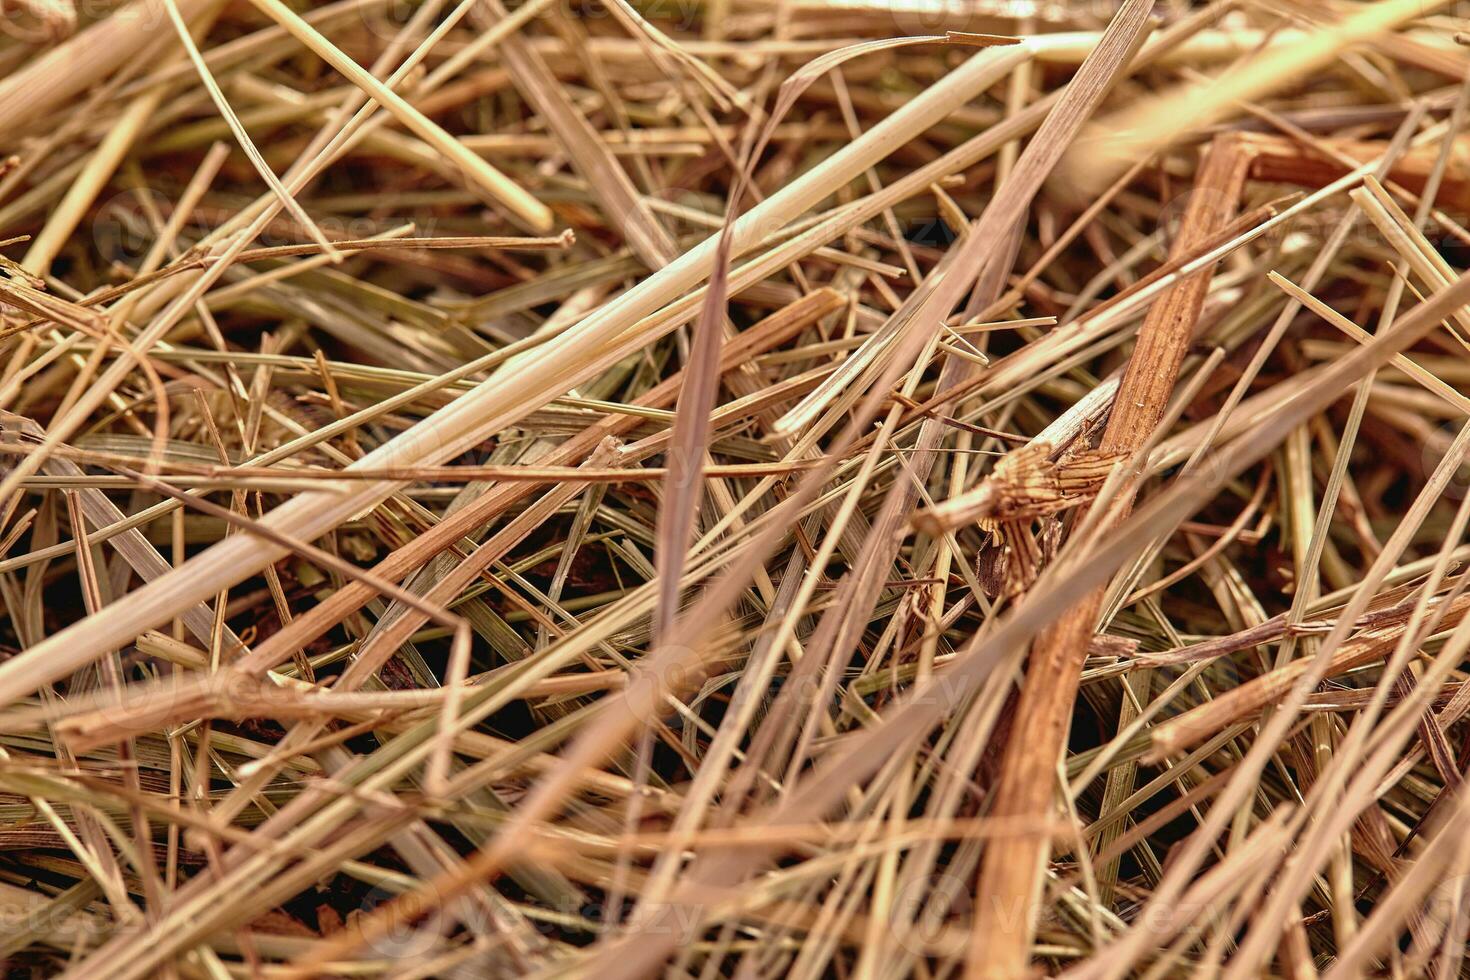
[0,0,1469,975]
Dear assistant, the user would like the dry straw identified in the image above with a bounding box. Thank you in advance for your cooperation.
[1,0,1470,977]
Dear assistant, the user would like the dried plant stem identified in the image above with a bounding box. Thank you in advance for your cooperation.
[968,137,1253,979]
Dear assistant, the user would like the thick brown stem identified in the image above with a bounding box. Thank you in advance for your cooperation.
[967,136,1254,980]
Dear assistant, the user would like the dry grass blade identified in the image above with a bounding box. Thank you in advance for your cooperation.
[243,0,553,231]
